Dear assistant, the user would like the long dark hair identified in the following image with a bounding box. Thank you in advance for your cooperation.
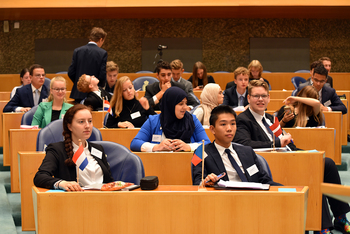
[62,104,91,166]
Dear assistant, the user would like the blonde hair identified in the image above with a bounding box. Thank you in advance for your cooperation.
[110,76,137,117]
[248,60,263,78]
[248,79,269,95]
[48,76,67,102]
[77,74,91,93]
[170,59,183,70]
[106,61,119,73]
[234,67,249,79]
[294,86,323,127]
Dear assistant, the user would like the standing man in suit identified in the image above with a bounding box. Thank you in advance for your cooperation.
[170,59,199,109]
[223,67,249,108]
[4,64,49,113]
[192,105,281,186]
[144,61,198,111]
[234,80,350,234]
[77,74,112,111]
[295,64,346,114]
[68,27,108,103]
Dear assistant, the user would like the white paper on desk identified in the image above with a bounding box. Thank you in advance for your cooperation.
[82,183,103,190]
[233,106,245,112]
[253,147,289,152]
[217,180,270,190]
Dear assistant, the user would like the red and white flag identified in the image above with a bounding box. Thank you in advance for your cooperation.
[103,100,113,115]
[269,116,283,138]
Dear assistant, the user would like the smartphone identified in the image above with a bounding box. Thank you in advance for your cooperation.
[284,106,291,114]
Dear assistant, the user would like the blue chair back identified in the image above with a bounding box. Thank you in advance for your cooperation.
[21,105,39,125]
[214,71,229,73]
[291,76,307,89]
[91,141,145,185]
[36,119,102,151]
[56,71,68,74]
[294,69,310,73]
[44,78,51,91]
[133,76,159,91]
[263,70,271,73]
[103,112,110,127]
[255,154,273,179]
[136,71,153,73]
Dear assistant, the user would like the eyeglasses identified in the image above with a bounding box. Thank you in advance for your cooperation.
[250,95,268,100]
[52,88,66,92]
[313,78,327,84]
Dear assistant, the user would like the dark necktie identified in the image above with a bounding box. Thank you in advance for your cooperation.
[262,117,274,139]
[225,149,248,182]
[239,96,244,106]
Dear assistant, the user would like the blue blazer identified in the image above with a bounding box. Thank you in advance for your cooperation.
[130,114,211,151]
[192,142,280,186]
[31,101,73,128]
[68,43,108,100]
[3,84,49,113]
[223,87,248,107]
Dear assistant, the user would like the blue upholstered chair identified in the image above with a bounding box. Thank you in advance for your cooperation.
[56,71,68,74]
[133,76,159,91]
[90,141,145,185]
[291,76,307,89]
[214,71,229,73]
[36,119,102,151]
[44,78,51,91]
[136,71,153,73]
[21,105,39,125]
[294,70,310,73]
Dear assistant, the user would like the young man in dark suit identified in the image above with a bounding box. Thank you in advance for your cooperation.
[223,67,249,108]
[144,61,198,111]
[295,64,346,114]
[234,80,350,234]
[68,27,108,103]
[4,64,49,113]
[77,74,111,111]
[192,105,281,186]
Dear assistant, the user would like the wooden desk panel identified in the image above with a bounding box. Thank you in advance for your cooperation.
[20,152,45,231]
[0,101,8,147]
[0,92,11,100]
[32,185,308,234]
[100,128,139,149]
[91,111,105,129]
[10,129,40,193]
[337,90,350,133]
[259,151,324,230]
[2,112,23,166]
[321,183,350,204]
[324,112,342,165]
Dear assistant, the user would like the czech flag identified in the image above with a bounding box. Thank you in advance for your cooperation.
[72,144,88,171]
[191,144,207,166]
[269,116,283,138]
[103,100,113,115]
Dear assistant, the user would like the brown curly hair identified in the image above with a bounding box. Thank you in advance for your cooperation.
[62,104,92,166]
[77,74,92,93]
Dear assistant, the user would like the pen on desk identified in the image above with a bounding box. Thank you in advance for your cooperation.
[205,172,226,183]
[282,129,294,144]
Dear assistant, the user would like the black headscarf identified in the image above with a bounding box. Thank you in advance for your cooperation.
[160,87,195,143]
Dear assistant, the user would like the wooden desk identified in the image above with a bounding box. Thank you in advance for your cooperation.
[100,128,139,149]
[91,111,105,129]
[259,151,324,230]
[0,101,9,147]
[2,112,23,166]
[19,152,45,231]
[321,183,350,204]
[337,90,350,133]
[0,91,11,100]
[324,112,343,165]
[20,150,321,231]
[9,129,39,193]
[32,185,308,234]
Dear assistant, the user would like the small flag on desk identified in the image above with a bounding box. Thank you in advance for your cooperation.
[103,100,113,115]
[72,144,88,171]
[191,144,207,166]
[269,116,283,138]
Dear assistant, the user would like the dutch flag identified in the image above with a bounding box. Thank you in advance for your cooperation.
[103,100,113,115]
[72,144,89,171]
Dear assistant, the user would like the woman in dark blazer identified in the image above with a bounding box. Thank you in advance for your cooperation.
[34,104,114,191]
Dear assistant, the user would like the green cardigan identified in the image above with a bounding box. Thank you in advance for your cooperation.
[31,101,73,128]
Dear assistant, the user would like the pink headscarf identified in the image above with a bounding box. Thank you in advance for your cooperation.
[199,83,221,125]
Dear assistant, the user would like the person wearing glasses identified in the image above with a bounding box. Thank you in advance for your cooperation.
[32,76,73,128]
[294,64,346,114]
[4,64,49,113]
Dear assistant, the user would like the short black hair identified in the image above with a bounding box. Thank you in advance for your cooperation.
[156,61,171,74]
[310,61,322,70]
[209,105,237,126]
[313,64,328,77]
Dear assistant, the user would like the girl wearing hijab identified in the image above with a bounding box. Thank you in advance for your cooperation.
[193,83,224,126]
[130,87,210,152]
